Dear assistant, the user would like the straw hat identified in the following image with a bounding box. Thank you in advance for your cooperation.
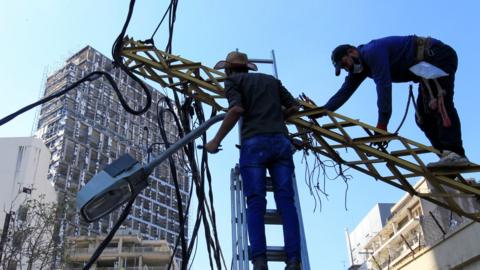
[214,51,258,71]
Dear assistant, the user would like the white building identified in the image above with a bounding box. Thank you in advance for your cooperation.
[346,203,394,269]
[347,178,480,270]
[0,136,56,225]
[0,136,57,270]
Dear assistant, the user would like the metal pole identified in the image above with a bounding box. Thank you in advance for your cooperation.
[235,167,247,270]
[0,211,12,264]
[345,227,354,266]
[240,174,249,270]
[230,168,238,270]
[292,175,311,270]
[271,50,279,79]
[145,113,225,174]
[429,211,446,236]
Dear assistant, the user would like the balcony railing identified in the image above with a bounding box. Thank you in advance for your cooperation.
[69,246,168,256]
[69,266,167,270]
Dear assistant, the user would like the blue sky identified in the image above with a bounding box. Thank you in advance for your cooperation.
[1,1,480,269]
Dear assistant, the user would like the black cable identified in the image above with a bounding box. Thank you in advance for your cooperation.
[156,98,188,268]
[178,98,222,269]
[201,146,224,269]
[165,0,179,53]
[155,96,187,270]
[82,195,137,270]
[1,0,152,126]
[111,0,152,115]
[188,229,199,270]
[169,170,195,269]
[171,97,225,269]
[167,90,204,270]
[161,95,223,270]
[149,2,173,41]
[0,71,137,127]
[195,102,225,269]
[144,126,150,162]
[156,96,217,270]
[393,85,415,135]
[182,100,216,269]
[145,2,228,265]
[165,107,195,270]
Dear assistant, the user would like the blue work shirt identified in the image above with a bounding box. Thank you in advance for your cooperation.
[324,35,440,126]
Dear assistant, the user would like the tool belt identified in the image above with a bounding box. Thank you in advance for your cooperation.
[414,35,432,62]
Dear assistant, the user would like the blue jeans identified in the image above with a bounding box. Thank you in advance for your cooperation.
[239,133,301,261]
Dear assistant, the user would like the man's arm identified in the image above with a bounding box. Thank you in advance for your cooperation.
[324,73,366,112]
[204,106,244,153]
[366,45,393,130]
[278,81,300,118]
[284,105,299,118]
[204,76,243,153]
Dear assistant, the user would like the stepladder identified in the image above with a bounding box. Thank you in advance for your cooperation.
[230,164,310,270]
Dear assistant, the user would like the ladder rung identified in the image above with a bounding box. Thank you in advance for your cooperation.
[390,148,429,157]
[264,209,282,225]
[313,144,346,151]
[352,134,398,144]
[248,246,287,262]
[345,159,384,165]
[266,176,274,192]
[384,173,419,181]
[429,164,480,174]
[266,246,287,262]
[321,121,356,129]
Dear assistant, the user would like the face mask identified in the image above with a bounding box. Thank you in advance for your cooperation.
[350,56,363,74]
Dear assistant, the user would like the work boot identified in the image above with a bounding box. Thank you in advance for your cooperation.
[253,255,268,270]
[285,259,301,270]
[427,150,470,168]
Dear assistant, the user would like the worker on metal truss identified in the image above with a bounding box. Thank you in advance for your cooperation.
[205,51,302,270]
[323,35,470,168]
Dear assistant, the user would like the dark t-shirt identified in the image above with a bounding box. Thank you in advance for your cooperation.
[224,72,298,140]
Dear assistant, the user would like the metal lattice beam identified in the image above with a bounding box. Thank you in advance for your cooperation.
[120,38,480,222]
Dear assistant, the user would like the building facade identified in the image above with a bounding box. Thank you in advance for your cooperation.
[0,137,56,224]
[348,178,480,270]
[346,203,394,269]
[0,136,57,270]
[67,229,178,270]
[36,46,189,265]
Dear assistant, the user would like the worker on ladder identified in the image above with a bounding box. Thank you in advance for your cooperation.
[323,35,470,168]
[205,51,302,270]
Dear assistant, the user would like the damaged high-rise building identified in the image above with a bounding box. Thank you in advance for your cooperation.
[35,46,189,267]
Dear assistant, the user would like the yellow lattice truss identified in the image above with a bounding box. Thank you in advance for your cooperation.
[120,38,480,222]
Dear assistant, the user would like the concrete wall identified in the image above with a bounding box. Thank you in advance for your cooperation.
[399,221,480,270]
[0,136,56,225]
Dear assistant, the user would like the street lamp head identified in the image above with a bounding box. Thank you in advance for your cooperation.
[77,154,148,222]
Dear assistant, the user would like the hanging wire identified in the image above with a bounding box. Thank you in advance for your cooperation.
[156,97,188,267]
[298,131,353,213]
[149,3,174,42]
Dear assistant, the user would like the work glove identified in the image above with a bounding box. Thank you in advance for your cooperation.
[376,122,387,132]
[371,122,388,149]
[306,106,328,119]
